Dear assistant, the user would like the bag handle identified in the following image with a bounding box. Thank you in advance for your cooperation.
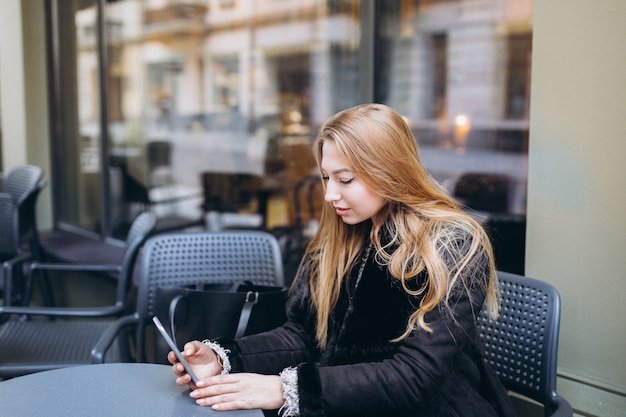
[169,295,185,347]
[235,291,259,338]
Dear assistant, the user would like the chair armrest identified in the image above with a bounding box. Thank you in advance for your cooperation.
[91,313,140,364]
[3,251,33,306]
[3,252,32,267]
[30,262,122,274]
[0,302,125,319]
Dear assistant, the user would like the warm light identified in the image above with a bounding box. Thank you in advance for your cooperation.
[454,114,470,127]
[453,114,471,153]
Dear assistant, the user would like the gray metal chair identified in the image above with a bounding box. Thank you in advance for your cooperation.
[1,165,43,202]
[92,230,284,364]
[0,212,156,378]
[477,271,573,417]
[0,165,48,305]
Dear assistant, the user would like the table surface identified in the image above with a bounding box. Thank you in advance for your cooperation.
[0,363,264,417]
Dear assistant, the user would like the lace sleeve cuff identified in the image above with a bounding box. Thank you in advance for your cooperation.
[201,340,231,375]
[279,366,300,417]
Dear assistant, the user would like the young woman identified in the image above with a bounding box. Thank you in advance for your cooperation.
[169,103,514,417]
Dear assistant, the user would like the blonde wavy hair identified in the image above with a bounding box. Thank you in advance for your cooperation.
[303,103,499,349]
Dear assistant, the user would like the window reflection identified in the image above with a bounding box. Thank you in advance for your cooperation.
[94,0,361,239]
[53,0,530,274]
[0,73,3,172]
[377,0,532,273]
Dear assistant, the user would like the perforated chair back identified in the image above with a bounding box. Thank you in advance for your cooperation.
[0,194,20,306]
[1,165,43,206]
[115,211,158,301]
[134,230,284,361]
[138,230,284,318]
[477,271,573,417]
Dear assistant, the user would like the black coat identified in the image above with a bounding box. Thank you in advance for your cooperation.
[219,248,514,417]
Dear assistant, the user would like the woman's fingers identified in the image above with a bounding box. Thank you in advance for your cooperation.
[175,371,195,387]
[190,374,284,410]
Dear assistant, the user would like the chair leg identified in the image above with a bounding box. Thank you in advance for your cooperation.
[26,237,56,307]
[37,271,55,307]
[2,267,12,307]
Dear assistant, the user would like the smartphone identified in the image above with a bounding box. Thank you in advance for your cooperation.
[152,315,200,384]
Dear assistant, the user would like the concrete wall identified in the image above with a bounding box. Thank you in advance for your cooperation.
[0,0,52,229]
[527,1,626,415]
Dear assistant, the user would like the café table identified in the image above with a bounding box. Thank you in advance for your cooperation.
[0,363,264,417]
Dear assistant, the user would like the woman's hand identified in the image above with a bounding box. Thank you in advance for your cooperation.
[168,340,222,388]
[190,373,285,410]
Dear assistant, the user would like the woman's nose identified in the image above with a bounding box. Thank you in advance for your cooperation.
[324,183,340,202]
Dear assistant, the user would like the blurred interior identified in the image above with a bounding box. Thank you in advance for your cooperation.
[48,0,531,277]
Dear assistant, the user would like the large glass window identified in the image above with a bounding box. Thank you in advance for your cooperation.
[52,0,361,241]
[49,0,531,274]
[0,68,3,172]
[377,0,532,273]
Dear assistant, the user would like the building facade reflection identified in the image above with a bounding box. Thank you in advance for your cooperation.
[50,0,532,273]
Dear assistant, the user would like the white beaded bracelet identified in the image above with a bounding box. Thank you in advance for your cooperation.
[201,340,231,375]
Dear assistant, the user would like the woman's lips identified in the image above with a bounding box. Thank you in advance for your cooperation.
[335,207,350,216]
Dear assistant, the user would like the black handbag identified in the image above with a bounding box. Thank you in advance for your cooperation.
[154,281,288,354]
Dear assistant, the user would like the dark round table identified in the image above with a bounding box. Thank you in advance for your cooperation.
[0,363,264,417]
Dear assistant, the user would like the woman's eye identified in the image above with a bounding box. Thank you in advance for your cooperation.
[321,175,353,184]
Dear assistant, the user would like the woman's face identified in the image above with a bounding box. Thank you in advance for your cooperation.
[321,140,386,225]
